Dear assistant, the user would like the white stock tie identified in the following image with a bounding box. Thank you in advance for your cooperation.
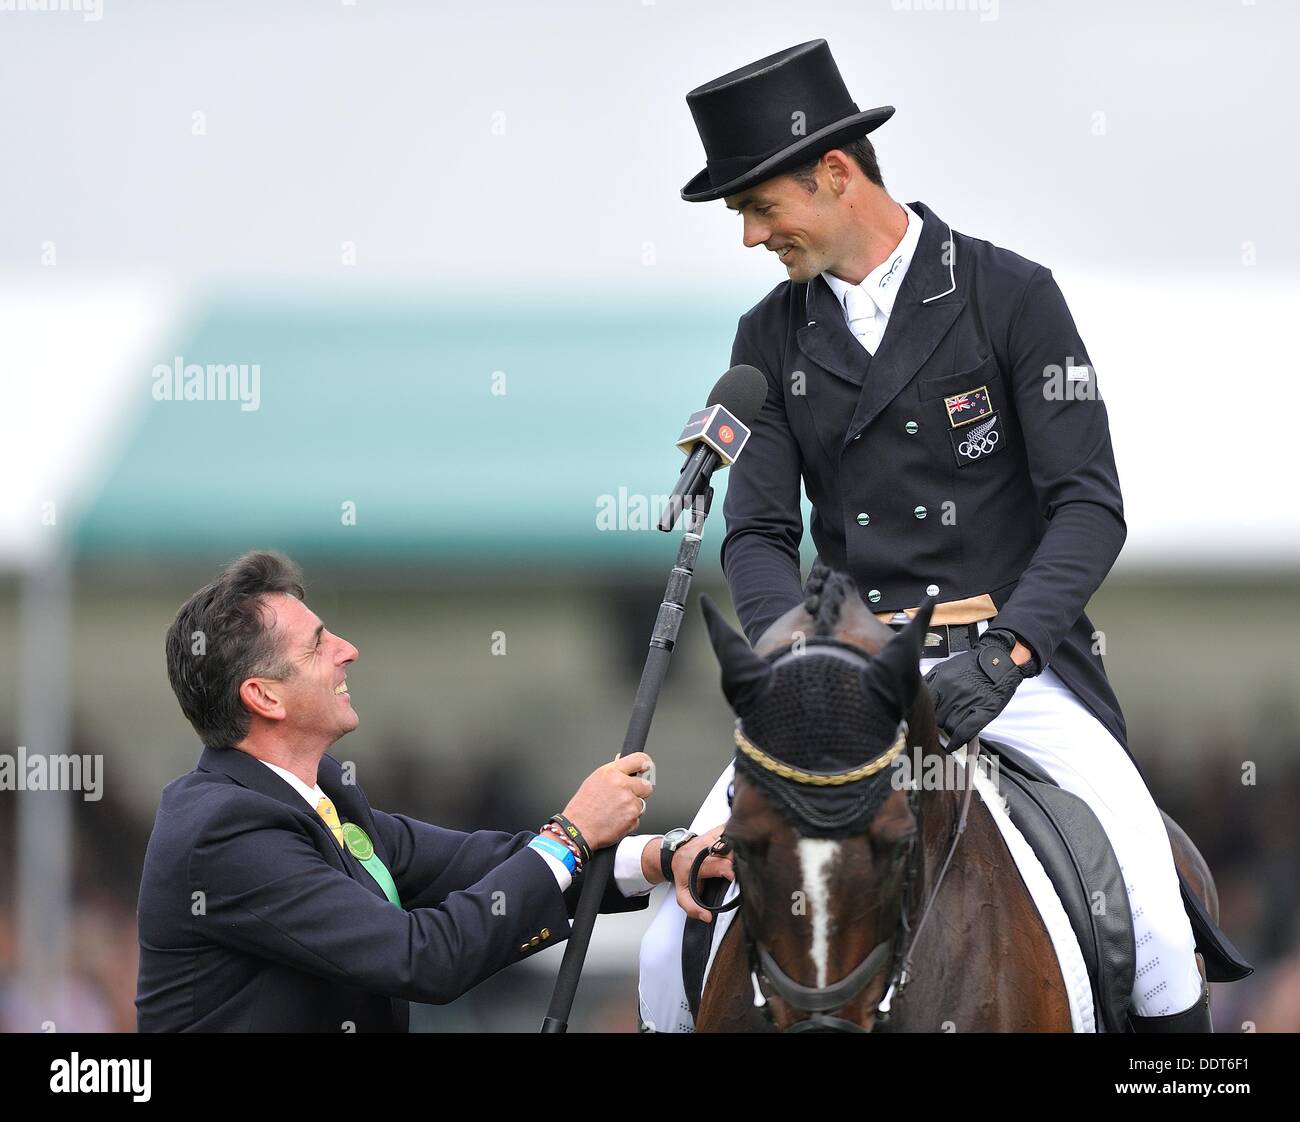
[843,285,882,355]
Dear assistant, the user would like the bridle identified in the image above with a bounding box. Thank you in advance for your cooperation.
[689,715,982,1033]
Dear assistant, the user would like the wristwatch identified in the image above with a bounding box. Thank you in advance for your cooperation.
[659,827,697,884]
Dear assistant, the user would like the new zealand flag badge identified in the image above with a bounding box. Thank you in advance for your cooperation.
[944,385,993,427]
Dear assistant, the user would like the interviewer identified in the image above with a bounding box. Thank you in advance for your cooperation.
[136,550,659,1032]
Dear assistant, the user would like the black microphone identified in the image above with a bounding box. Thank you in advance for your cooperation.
[658,365,768,532]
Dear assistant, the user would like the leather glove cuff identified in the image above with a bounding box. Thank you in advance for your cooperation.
[926,631,1032,750]
[983,627,1041,677]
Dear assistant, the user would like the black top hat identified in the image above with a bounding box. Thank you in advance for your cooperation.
[681,39,893,203]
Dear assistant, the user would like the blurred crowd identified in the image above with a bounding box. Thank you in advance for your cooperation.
[1,727,1296,1033]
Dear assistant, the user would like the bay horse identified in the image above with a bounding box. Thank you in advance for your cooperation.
[692,569,1218,1033]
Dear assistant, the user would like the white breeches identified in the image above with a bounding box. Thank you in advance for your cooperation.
[637,621,1203,1031]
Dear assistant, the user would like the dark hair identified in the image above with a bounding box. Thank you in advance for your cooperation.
[787,135,884,193]
[165,550,307,749]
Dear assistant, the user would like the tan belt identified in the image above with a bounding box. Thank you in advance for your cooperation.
[873,592,997,627]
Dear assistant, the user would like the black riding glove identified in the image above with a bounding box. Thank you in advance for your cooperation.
[924,629,1034,749]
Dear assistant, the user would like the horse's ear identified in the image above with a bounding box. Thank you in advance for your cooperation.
[861,595,936,717]
[700,594,773,718]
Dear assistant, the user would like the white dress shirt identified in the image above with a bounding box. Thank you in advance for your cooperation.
[257,759,656,897]
[261,759,331,811]
[821,202,923,355]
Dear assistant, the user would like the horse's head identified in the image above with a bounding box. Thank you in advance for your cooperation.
[701,566,939,1032]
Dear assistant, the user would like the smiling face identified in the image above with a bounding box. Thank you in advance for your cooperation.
[239,592,360,748]
[724,152,857,283]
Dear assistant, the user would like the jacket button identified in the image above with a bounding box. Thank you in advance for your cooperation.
[905,420,919,434]
[857,512,870,526]
[530,936,540,947]
[914,506,927,519]
[541,928,551,940]
[925,583,940,597]
[867,589,881,603]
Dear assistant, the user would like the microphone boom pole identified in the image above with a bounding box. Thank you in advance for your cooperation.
[539,363,765,1032]
[540,486,714,1033]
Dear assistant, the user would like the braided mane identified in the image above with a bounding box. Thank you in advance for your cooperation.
[801,561,857,636]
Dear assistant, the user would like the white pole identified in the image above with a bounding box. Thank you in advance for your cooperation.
[16,548,73,1030]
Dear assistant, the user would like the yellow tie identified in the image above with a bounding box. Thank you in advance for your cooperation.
[315,796,346,849]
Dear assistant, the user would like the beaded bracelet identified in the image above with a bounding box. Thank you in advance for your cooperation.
[540,822,585,873]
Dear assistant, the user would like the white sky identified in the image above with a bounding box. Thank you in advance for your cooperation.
[0,0,1296,289]
[1,1,1297,568]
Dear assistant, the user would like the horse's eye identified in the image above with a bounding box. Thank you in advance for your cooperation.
[873,831,914,867]
[891,834,916,867]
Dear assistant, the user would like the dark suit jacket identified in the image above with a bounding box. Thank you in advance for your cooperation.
[135,746,646,1032]
[721,199,1131,757]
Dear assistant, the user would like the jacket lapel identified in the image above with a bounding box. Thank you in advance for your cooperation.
[318,755,392,904]
[197,745,386,901]
[199,744,313,814]
[796,200,966,449]
[796,276,872,389]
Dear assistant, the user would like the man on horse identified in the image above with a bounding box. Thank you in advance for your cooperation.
[636,39,1210,1032]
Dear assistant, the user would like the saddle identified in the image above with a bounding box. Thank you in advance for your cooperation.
[681,738,1253,1031]
[980,736,1252,1032]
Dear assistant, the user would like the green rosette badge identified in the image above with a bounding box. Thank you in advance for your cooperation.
[341,822,374,862]
[340,822,400,907]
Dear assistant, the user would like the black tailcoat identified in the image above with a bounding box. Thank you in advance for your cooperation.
[720,199,1131,756]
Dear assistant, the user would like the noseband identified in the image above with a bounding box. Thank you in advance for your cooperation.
[689,707,982,1033]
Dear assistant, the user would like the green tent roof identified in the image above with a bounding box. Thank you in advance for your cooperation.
[73,296,814,571]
